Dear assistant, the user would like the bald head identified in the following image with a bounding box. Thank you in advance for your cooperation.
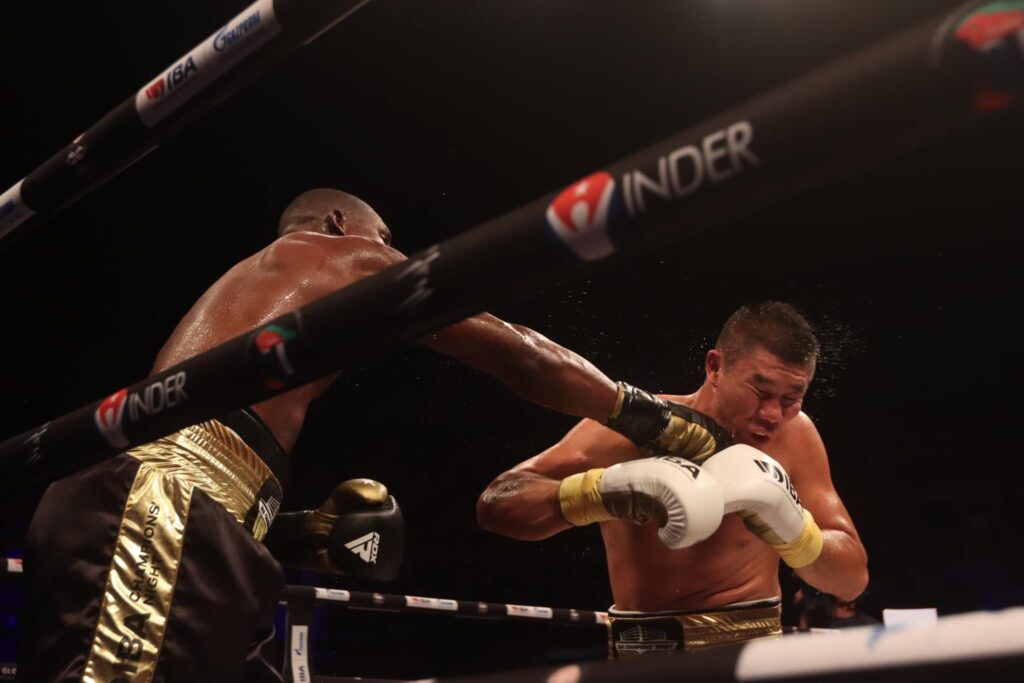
[278,188,391,244]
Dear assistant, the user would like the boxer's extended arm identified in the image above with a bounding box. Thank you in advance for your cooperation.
[786,417,869,602]
[478,419,723,548]
[421,315,617,420]
[330,241,721,448]
[424,322,733,456]
[477,419,634,540]
[311,236,615,419]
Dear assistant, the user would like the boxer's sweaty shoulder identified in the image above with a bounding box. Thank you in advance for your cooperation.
[155,233,399,369]
[150,233,404,452]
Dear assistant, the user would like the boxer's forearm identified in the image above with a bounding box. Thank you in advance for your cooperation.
[503,341,618,421]
[794,529,869,602]
[476,470,572,541]
[422,315,618,420]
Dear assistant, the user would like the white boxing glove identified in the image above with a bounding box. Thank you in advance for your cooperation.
[558,456,724,549]
[701,445,823,568]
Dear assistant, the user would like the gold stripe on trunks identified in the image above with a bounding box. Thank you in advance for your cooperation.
[83,419,279,681]
[128,419,276,530]
[83,464,192,683]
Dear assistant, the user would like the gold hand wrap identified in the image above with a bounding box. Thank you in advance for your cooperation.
[559,467,670,527]
[559,469,614,526]
[752,508,823,569]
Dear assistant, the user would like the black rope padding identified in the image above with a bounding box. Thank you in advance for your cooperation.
[0,0,372,244]
[1,2,1017,487]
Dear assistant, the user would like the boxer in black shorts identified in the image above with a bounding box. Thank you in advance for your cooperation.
[22,410,288,681]
[19,189,716,681]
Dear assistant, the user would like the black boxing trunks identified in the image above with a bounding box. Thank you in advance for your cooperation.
[19,409,288,683]
[607,598,782,656]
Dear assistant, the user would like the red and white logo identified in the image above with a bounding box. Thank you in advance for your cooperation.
[145,79,165,100]
[94,388,129,449]
[955,8,1024,49]
[545,171,617,261]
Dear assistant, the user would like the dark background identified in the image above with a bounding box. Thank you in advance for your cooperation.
[1,0,1023,678]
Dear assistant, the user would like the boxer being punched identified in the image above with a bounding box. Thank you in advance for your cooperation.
[19,189,713,682]
[477,302,868,653]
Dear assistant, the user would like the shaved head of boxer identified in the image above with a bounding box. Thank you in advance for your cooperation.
[278,187,392,245]
[479,300,867,655]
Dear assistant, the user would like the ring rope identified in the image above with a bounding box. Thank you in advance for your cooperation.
[0,0,373,243]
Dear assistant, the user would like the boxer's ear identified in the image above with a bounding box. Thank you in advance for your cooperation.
[324,209,346,235]
[706,349,723,386]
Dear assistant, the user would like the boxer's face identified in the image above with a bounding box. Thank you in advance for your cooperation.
[707,345,813,447]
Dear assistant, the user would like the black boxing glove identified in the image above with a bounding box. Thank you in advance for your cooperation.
[265,478,404,581]
[603,382,732,462]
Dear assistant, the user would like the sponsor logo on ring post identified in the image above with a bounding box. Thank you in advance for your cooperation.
[621,120,760,216]
[95,388,129,449]
[144,55,198,101]
[135,0,281,128]
[950,2,1024,111]
[291,626,309,683]
[65,140,87,166]
[214,10,263,52]
[23,421,50,469]
[953,3,1024,49]
[397,245,440,311]
[545,171,618,261]
[0,179,34,238]
[253,322,298,390]
[548,121,761,260]
[93,372,190,449]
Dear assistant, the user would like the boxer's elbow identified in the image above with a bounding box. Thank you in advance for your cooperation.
[475,480,524,538]
[835,545,870,602]
[475,490,507,536]
[476,472,561,541]
[850,552,870,601]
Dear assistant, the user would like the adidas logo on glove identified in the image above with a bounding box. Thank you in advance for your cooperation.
[345,531,380,564]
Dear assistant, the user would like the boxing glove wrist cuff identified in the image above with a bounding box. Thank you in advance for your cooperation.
[604,382,670,448]
[773,508,824,569]
[559,469,614,526]
[608,383,628,421]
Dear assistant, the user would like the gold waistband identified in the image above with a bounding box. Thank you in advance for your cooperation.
[607,601,782,654]
[126,419,281,540]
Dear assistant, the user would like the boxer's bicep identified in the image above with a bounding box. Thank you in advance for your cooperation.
[478,420,640,540]
[789,418,861,541]
[516,419,642,481]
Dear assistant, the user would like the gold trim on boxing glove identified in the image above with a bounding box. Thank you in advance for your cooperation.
[559,469,614,526]
[608,382,628,421]
[652,415,721,464]
[329,479,389,513]
[772,508,824,569]
[740,512,787,547]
